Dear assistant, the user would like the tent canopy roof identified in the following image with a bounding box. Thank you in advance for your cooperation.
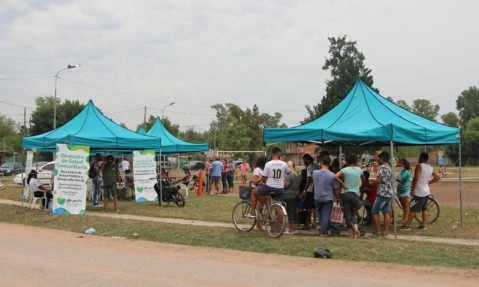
[146,117,208,153]
[22,100,161,152]
[264,79,460,146]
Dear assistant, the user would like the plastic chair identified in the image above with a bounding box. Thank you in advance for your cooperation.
[28,186,47,209]
[178,181,194,199]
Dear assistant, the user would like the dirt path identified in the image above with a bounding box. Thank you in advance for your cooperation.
[1,223,478,287]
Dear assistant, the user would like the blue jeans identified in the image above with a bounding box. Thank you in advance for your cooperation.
[315,200,333,235]
[93,179,102,205]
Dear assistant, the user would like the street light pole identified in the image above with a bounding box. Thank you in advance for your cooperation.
[53,64,80,129]
[161,102,175,121]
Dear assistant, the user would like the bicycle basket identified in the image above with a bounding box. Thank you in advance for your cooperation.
[239,186,253,200]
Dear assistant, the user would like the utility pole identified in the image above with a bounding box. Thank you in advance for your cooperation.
[143,106,147,128]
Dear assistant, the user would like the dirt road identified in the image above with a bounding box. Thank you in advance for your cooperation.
[1,223,478,287]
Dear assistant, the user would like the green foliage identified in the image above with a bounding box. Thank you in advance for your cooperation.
[412,99,440,120]
[210,103,283,160]
[140,115,180,136]
[456,86,479,129]
[441,112,460,127]
[462,118,479,163]
[29,96,85,135]
[396,100,411,111]
[304,36,377,122]
[0,114,18,137]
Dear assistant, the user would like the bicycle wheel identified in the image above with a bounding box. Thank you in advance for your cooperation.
[265,203,287,238]
[414,196,440,224]
[232,201,256,232]
[173,193,186,207]
[0,180,5,190]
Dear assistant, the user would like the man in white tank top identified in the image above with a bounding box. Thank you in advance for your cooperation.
[399,152,441,231]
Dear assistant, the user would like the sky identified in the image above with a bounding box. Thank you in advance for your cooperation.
[1,0,478,133]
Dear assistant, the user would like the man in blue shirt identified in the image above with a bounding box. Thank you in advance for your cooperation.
[210,158,223,195]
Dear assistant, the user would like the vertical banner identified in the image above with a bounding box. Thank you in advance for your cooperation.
[22,150,34,199]
[53,144,90,215]
[132,150,157,202]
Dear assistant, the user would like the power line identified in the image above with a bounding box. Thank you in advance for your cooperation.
[0,99,32,109]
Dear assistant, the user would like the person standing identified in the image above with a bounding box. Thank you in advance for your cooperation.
[92,154,103,207]
[396,159,411,225]
[300,153,319,230]
[210,158,223,195]
[240,159,250,185]
[400,152,441,231]
[370,151,393,238]
[312,156,340,237]
[221,159,228,194]
[335,153,365,239]
[283,160,300,234]
[102,155,121,212]
[227,160,235,192]
[205,157,212,194]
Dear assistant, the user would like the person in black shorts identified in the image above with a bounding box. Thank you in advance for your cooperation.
[299,153,319,230]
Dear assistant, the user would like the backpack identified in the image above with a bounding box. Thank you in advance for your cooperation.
[88,164,97,179]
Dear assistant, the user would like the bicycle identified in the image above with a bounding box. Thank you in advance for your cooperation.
[232,185,287,238]
[394,193,440,224]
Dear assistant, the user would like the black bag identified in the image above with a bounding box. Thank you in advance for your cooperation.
[88,164,97,179]
[298,209,308,224]
[314,248,332,259]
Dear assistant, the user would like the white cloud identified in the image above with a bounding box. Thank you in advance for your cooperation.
[0,0,477,131]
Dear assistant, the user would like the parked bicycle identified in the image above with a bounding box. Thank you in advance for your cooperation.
[232,185,287,238]
[394,193,440,224]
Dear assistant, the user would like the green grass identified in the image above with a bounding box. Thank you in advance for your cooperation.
[2,181,479,269]
[1,204,478,269]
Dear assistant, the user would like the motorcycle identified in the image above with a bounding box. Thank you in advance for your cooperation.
[153,178,186,207]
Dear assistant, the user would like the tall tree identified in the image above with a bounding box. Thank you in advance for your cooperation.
[0,114,18,137]
[30,96,85,135]
[411,99,439,121]
[462,117,479,165]
[304,36,377,122]
[441,112,459,127]
[456,86,479,129]
[396,100,411,111]
[210,103,284,160]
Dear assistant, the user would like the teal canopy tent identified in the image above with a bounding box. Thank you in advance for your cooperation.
[264,79,460,146]
[22,100,161,152]
[263,78,464,227]
[136,126,146,135]
[146,117,208,154]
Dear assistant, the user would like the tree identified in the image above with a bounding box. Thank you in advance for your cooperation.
[441,112,459,127]
[139,115,179,136]
[30,96,85,135]
[462,117,479,165]
[456,86,479,128]
[304,36,378,122]
[0,114,20,154]
[411,99,439,121]
[210,103,284,161]
[396,100,411,111]
[0,114,18,137]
